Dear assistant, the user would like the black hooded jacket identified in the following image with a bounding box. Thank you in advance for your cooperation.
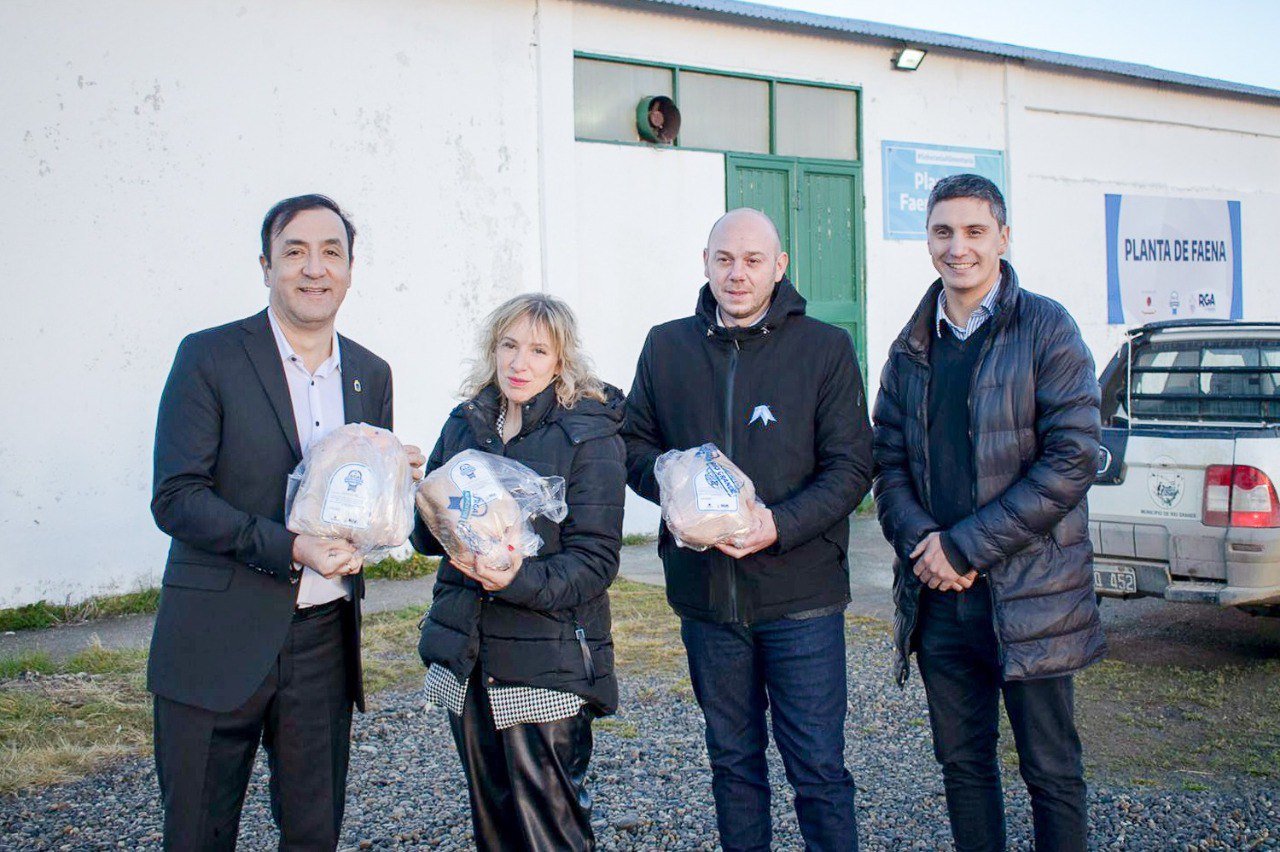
[623,279,874,624]
[873,261,1106,684]
[415,382,626,715]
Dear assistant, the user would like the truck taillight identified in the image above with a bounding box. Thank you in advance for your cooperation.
[1203,465,1232,526]
[1202,465,1280,528]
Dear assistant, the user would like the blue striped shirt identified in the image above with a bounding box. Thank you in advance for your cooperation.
[936,277,1002,341]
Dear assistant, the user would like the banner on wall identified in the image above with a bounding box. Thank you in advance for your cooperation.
[881,141,1005,240]
[1105,194,1242,325]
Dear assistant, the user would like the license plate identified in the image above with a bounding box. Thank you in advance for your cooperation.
[1094,564,1137,595]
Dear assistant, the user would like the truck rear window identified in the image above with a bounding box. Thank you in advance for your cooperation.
[1123,339,1280,423]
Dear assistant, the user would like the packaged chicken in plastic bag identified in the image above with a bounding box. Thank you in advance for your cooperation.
[286,423,416,561]
[654,443,759,551]
[416,449,567,571]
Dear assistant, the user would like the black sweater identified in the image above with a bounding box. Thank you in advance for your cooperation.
[928,322,993,572]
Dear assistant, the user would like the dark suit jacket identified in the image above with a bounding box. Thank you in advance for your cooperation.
[147,309,393,713]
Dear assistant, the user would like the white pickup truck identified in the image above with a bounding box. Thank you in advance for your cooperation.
[1089,319,1280,617]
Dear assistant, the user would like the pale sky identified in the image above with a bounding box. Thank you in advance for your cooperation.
[762,1,1280,91]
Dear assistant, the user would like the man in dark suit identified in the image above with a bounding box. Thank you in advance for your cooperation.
[148,194,423,850]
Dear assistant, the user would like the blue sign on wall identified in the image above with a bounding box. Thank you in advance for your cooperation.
[882,142,1006,240]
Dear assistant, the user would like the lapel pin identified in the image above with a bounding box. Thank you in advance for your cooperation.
[353,379,362,394]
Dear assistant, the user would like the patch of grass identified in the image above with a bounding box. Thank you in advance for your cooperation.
[610,578,684,676]
[66,646,149,676]
[854,494,876,516]
[668,676,694,698]
[361,606,430,697]
[621,532,657,547]
[0,643,152,794]
[363,552,439,581]
[0,588,161,632]
[0,652,58,680]
[595,717,639,739]
[846,614,891,635]
[0,556,440,632]
[0,568,690,794]
[0,558,435,634]
[1075,658,1280,783]
[0,603,66,632]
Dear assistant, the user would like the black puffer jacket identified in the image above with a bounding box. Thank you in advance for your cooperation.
[623,279,873,624]
[415,382,626,715]
[873,262,1106,684]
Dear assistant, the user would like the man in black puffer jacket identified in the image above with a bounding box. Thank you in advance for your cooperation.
[873,174,1104,852]
[624,208,873,851]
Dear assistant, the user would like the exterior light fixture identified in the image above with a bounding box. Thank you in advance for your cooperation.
[893,47,927,71]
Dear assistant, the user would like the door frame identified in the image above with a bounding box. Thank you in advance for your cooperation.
[725,152,867,374]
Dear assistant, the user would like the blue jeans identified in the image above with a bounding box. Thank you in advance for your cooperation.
[916,583,1087,852]
[681,613,857,852]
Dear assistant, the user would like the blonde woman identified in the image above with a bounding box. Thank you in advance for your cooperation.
[414,293,625,851]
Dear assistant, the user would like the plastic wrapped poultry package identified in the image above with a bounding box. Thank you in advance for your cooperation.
[654,443,759,550]
[286,423,416,561]
[416,449,567,571]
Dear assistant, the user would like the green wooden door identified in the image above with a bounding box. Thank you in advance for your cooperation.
[725,156,792,254]
[725,154,865,369]
[796,161,863,362]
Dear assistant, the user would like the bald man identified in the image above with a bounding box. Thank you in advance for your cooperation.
[622,209,874,850]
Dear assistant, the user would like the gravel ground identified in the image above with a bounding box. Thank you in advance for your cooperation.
[2,628,1275,850]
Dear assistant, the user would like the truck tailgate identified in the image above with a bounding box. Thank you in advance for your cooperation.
[1089,432,1231,580]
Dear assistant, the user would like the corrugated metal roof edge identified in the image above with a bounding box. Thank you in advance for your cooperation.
[596,0,1280,103]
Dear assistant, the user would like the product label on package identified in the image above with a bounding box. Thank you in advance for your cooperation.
[448,459,504,507]
[322,463,373,530]
[444,457,510,559]
[695,462,741,513]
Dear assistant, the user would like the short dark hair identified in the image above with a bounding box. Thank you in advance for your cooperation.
[926,174,1007,229]
[260,194,356,264]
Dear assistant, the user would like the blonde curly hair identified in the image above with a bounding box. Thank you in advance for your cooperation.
[459,293,607,408]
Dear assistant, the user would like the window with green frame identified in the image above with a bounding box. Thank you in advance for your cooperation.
[572,54,859,161]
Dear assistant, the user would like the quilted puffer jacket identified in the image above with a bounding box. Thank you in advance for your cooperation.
[873,261,1106,684]
[415,382,626,714]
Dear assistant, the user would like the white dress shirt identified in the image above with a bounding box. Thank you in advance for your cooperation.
[267,307,350,607]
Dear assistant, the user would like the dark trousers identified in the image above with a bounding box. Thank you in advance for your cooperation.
[916,584,1087,852]
[153,600,354,851]
[448,670,596,852]
[681,613,858,852]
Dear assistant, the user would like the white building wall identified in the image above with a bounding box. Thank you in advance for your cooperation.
[554,0,1280,422]
[4,0,1279,603]
[567,142,727,533]
[1,0,548,606]
[1009,65,1280,359]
